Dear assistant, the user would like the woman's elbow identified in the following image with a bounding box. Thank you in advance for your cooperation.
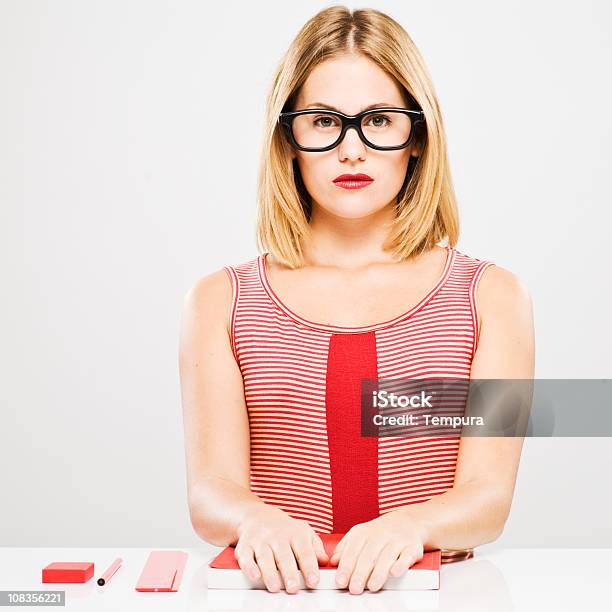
[189,511,228,547]
[187,484,231,547]
[486,488,513,543]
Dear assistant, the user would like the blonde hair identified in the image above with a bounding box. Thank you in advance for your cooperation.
[255,5,460,268]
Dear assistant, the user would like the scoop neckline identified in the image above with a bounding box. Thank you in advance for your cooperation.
[257,245,455,334]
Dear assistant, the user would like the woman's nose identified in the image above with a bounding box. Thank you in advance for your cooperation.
[337,126,367,161]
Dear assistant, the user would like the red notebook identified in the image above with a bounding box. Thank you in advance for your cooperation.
[207,533,441,590]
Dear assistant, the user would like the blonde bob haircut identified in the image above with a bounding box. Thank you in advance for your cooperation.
[255,5,460,268]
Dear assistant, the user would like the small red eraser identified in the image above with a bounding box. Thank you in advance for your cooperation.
[42,562,95,583]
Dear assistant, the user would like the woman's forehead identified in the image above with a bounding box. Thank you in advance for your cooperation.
[295,55,406,112]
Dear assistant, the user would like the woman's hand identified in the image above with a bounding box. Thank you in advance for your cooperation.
[329,511,427,594]
[234,503,329,593]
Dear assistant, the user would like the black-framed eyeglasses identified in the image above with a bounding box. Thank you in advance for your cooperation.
[278,107,425,152]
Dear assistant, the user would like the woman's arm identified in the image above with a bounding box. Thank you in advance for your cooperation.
[179,269,264,547]
[396,264,536,549]
[328,264,535,594]
[179,270,330,593]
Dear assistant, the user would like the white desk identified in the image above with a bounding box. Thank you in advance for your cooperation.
[0,546,609,611]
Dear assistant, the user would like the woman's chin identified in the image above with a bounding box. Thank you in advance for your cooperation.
[327,206,380,219]
[321,199,391,220]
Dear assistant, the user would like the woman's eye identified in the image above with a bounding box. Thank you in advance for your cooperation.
[366,114,391,127]
[313,116,339,128]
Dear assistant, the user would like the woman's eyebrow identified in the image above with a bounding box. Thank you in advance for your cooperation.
[304,102,398,112]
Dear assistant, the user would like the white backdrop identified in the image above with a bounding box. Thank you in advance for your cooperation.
[1,0,610,548]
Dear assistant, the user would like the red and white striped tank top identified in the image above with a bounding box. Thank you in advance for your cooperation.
[224,246,494,564]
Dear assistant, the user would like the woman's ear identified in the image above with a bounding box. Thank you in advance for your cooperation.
[410,130,425,158]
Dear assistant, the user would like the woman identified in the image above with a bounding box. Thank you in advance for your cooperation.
[179,6,534,595]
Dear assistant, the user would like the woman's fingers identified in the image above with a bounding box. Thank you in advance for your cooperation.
[253,544,282,592]
[311,532,330,566]
[292,535,322,588]
[389,545,424,578]
[366,542,404,592]
[271,540,301,593]
[235,544,261,581]
[346,539,386,594]
[234,511,333,593]
[329,536,346,566]
[335,534,366,589]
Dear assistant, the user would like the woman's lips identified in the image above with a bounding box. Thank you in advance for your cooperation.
[333,173,374,190]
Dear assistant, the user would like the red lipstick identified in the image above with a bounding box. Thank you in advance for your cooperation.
[332,173,374,190]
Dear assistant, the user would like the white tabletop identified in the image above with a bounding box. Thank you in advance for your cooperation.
[0,545,609,611]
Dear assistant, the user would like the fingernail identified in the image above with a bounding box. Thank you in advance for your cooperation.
[308,573,319,585]
[350,579,363,594]
[286,579,297,591]
[336,572,347,587]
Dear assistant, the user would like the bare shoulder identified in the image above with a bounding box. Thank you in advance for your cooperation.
[471,263,535,378]
[476,263,533,335]
[478,264,532,312]
[181,268,233,334]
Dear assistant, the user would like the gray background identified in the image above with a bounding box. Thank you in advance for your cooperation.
[1,0,610,549]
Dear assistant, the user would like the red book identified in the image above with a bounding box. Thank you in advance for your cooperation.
[207,533,440,590]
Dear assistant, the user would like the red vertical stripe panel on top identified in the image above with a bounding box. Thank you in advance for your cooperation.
[325,331,379,532]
